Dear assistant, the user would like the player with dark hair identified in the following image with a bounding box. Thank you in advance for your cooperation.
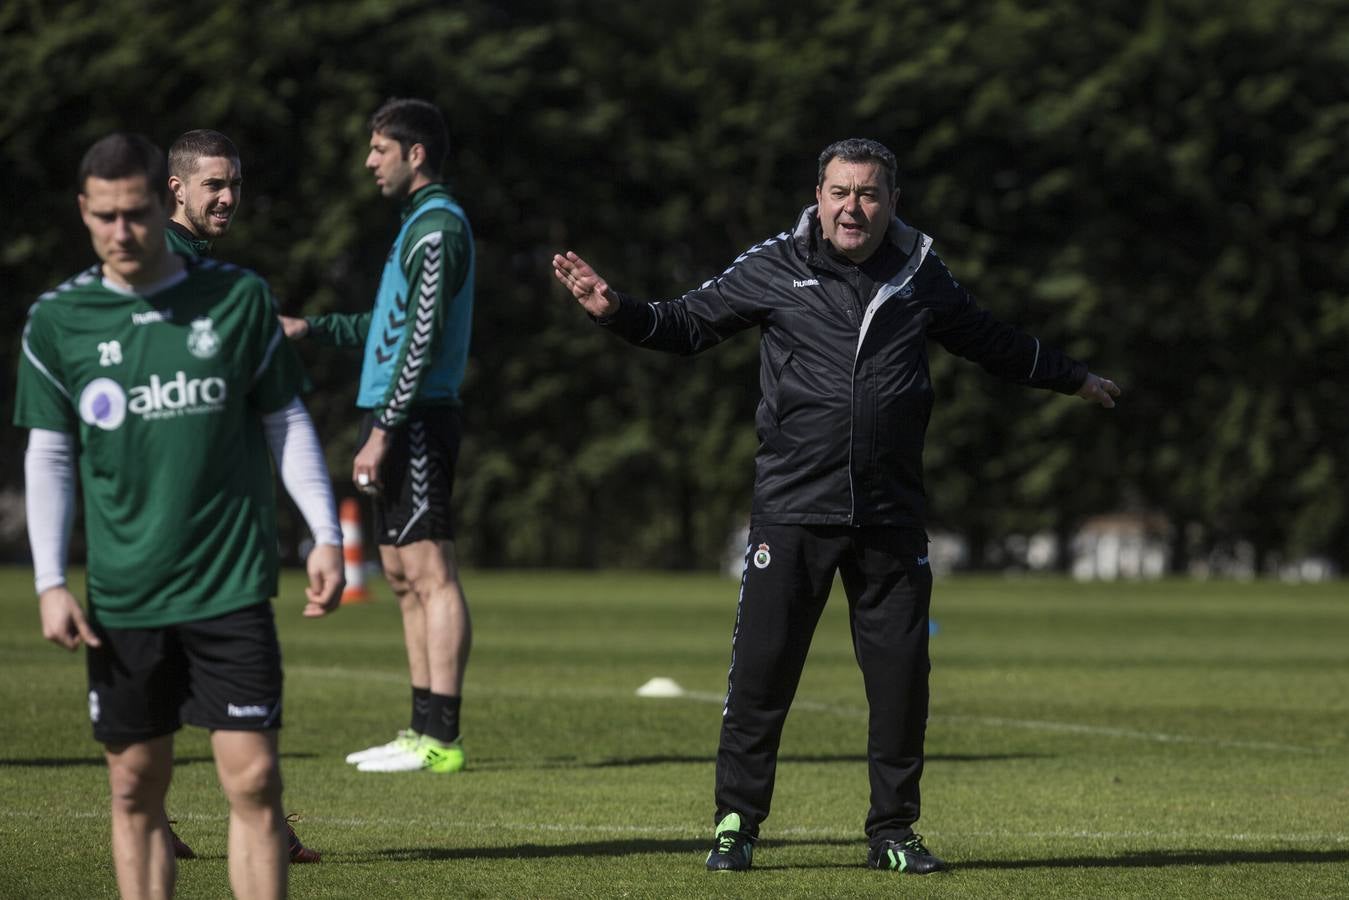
[282,97,475,775]
[162,127,328,865]
[15,132,343,899]
[166,128,242,258]
[554,137,1120,875]
[367,98,449,176]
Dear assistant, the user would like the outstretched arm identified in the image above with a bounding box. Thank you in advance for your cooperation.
[552,251,621,318]
[552,248,764,355]
[283,311,373,348]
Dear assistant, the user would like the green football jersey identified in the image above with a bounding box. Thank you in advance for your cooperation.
[14,259,306,627]
[166,220,211,259]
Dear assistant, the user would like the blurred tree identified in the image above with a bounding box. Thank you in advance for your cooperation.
[2,0,1346,572]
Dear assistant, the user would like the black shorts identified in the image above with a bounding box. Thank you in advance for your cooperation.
[86,601,283,744]
[359,406,461,546]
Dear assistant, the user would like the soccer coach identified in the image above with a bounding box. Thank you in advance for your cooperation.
[553,138,1120,875]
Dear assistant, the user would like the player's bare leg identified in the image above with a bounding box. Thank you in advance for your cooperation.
[346,547,431,769]
[105,735,175,900]
[382,544,431,691]
[345,534,472,777]
[212,729,286,900]
[356,539,471,773]
[398,539,472,697]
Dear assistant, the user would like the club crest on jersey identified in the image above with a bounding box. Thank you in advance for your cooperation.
[78,377,128,431]
[753,543,772,569]
[187,316,221,359]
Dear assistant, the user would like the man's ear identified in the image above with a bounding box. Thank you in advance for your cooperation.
[168,175,185,208]
[407,142,427,172]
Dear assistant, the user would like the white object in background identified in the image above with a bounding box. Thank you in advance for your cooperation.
[636,677,686,698]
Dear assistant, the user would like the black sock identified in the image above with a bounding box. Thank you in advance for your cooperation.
[424,693,461,743]
[410,687,431,735]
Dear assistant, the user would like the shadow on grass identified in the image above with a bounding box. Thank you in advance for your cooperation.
[958,848,1349,869]
[347,835,860,864]
[0,752,318,768]
[345,843,1349,870]
[482,752,1047,770]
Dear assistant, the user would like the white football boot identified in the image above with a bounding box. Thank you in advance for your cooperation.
[344,729,420,765]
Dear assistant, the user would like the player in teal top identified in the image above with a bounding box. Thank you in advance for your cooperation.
[282,98,475,775]
[14,133,342,900]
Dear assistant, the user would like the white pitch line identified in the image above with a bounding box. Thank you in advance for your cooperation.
[675,690,1321,755]
[935,714,1320,755]
[287,666,1326,755]
[1,809,1343,845]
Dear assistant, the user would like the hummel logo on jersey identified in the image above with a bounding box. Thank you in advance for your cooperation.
[227,702,272,718]
[132,309,173,325]
[916,555,930,566]
[793,278,820,288]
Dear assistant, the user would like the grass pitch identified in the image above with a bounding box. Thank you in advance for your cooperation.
[1,567,1346,898]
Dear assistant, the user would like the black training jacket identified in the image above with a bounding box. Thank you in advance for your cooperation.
[598,205,1088,529]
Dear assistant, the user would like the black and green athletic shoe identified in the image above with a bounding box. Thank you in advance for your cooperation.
[867,833,948,874]
[705,812,755,872]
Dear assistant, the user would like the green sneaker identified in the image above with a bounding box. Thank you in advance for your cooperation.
[356,735,465,773]
[867,833,948,874]
[420,736,466,773]
[705,812,754,871]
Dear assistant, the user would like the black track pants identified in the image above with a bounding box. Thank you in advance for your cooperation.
[714,524,933,844]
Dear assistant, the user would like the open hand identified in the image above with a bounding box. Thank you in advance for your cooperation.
[552,251,620,318]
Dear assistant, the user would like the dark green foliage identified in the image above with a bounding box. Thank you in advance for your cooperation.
[3,0,1347,569]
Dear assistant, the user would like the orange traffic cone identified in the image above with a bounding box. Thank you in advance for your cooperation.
[339,498,371,604]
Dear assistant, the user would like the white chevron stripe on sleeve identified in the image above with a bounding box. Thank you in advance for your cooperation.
[380,234,443,426]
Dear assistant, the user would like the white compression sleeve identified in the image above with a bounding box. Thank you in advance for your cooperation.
[25,429,76,595]
[261,398,342,547]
